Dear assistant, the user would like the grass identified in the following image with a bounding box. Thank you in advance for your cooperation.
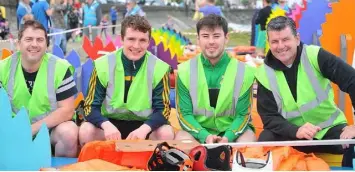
[182,28,251,47]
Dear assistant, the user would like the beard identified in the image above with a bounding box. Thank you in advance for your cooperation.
[24,52,44,64]
[203,48,224,60]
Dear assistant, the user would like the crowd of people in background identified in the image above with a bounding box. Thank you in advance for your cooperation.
[11,0,147,53]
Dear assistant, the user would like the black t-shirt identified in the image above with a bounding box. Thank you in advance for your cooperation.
[255,6,272,30]
[22,67,78,101]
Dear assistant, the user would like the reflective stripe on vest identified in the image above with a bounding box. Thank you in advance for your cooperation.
[189,57,245,117]
[338,35,347,112]
[264,45,340,129]
[103,53,156,117]
[7,53,58,123]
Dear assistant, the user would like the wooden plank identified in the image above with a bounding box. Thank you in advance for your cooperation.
[115,140,200,153]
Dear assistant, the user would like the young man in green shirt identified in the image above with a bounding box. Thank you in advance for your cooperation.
[175,14,256,144]
[79,15,174,145]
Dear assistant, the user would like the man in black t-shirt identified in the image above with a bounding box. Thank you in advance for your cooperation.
[0,20,79,158]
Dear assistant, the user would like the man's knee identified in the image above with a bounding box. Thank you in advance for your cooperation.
[258,129,280,141]
[151,125,175,140]
[79,122,103,146]
[174,130,196,141]
[236,129,256,142]
[51,121,78,147]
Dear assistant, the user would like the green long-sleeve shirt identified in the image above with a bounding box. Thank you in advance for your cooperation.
[177,53,253,143]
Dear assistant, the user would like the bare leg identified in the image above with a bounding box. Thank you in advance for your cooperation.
[149,125,175,140]
[50,121,79,157]
[78,122,105,146]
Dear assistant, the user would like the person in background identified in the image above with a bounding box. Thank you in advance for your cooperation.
[100,14,109,40]
[17,0,32,30]
[255,0,272,54]
[73,0,81,10]
[66,0,80,42]
[198,0,222,17]
[125,0,145,17]
[0,10,9,40]
[32,0,53,32]
[110,6,118,35]
[29,0,36,7]
[272,0,290,13]
[82,0,102,42]
[163,15,174,29]
[51,0,69,55]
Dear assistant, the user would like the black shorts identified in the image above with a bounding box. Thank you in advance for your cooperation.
[109,119,152,139]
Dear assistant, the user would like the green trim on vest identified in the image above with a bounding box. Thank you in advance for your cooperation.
[255,45,347,139]
[95,48,170,121]
[178,54,255,133]
[0,52,72,123]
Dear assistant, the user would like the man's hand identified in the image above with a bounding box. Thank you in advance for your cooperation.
[296,122,321,140]
[205,135,220,144]
[31,123,41,136]
[340,125,355,149]
[126,124,152,140]
[217,136,229,143]
[101,121,121,140]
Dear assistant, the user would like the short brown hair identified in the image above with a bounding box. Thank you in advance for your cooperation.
[23,14,34,22]
[18,20,49,47]
[120,15,151,39]
[196,14,228,36]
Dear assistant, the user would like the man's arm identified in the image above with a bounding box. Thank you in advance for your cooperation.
[143,71,171,132]
[31,69,78,135]
[83,68,109,128]
[177,76,211,143]
[223,89,253,142]
[317,48,355,109]
[44,2,53,16]
[257,81,299,139]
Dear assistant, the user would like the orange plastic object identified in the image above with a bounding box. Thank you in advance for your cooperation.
[60,159,138,171]
[1,48,12,60]
[74,92,84,109]
[232,46,256,53]
[251,98,263,138]
[78,140,152,170]
[305,154,331,171]
[319,0,355,125]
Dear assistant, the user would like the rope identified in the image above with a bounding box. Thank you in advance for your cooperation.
[0,24,122,43]
[201,139,355,148]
